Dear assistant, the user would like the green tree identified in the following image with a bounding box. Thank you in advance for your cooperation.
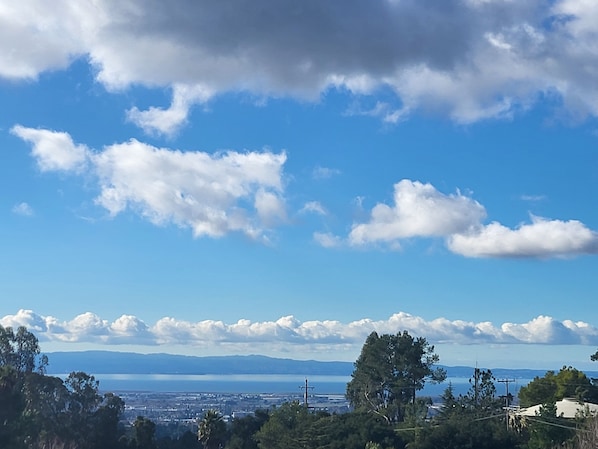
[0,366,23,449]
[21,372,71,447]
[0,326,56,448]
[88,392,126,449]
[135,416,158,449]
[198,409,226,449]
[254,401,317,449]
[0,326,126,449]
[410,415,521,449]
[519,367,598,407]
[408,368,525,449]
[461,368,503,416]
[306,411,405,449]
[227,409,269,449]
[527,401,575,449]
[0,325,47,375]
[346,331,446,424]
[437,383,460,421]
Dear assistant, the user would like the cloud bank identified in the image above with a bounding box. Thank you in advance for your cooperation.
[2,310,598,354]
[12,126,286,240]
[3,1,598,134]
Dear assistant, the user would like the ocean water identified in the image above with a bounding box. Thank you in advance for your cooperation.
[85,373,531,398]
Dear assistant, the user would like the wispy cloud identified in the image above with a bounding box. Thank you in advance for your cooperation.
[313,232,342,248]
[12,125,287,240]
[312,166,341,180]
[520,194,546,202]
[300,201,327,216]
[3,310,598,352]
[12,202,34,217]
[344,101,410,124]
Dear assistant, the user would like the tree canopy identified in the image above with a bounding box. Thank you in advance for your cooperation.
[346,331,446,424]
[0,325,126,449]
[0,325,47,375]
[518,366,598,407]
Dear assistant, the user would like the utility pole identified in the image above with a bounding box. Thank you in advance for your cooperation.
[497,378,516,430]
[300,378,314,409]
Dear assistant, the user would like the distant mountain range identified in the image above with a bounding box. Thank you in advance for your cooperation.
[44,351,598,380]
[45,351,353,376]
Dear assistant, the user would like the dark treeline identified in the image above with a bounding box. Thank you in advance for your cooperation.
[2,325,598,449]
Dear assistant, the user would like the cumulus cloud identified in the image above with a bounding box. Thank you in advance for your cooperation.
[448,216,598,258]
[13,126,287,240]
[339,180,598,258]
[4,1,598,133]
[126,84,214,136]
[12,202,34,217]
[11,125,90,173]
[0,1,86,79]
[349,180,487,246]
[3,309,598,351]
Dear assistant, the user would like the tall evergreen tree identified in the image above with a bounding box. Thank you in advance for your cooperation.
[346,331,445,424]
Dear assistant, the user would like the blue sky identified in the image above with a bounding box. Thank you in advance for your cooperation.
[1,0,598,370]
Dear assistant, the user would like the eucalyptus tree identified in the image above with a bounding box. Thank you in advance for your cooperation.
[0,325,47,375]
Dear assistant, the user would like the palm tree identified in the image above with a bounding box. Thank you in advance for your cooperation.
[198,409,226,449]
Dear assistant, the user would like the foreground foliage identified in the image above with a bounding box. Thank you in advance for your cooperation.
[0,325,124,449]
[4,325,598,449]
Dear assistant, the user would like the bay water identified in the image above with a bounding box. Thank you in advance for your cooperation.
[87,373,531,398]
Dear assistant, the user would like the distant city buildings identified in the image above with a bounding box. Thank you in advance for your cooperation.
[118,391,352,426]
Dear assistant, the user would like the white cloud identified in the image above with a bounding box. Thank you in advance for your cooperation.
[11,125,90,173]
[0,1,87,79]
[3,309,598,352]
[313,232,342,248]
[110,315,151,337]
[13,126,288,240]
[126,84,214,136]
[349,179,486,246]
[312,166,341,180]
[448,216,598,258]
[301,201,327,216]
[345,180,598,258]
[5,1,598,133]
[520,194,546,202]
[12,202,34,217]
[345,101,410,124]
[254,189,287,227]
